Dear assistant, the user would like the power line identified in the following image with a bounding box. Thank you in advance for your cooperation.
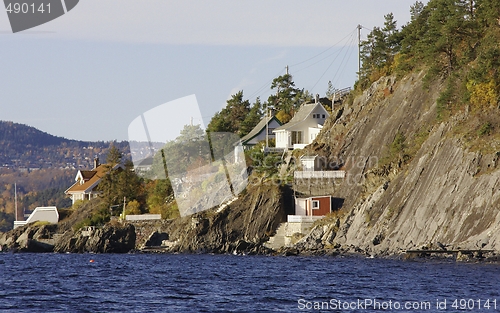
[309,30,357,93]
[331,35,357,89]
[247,67,286,101]
[290,26,359,67]
[248,25,361,101]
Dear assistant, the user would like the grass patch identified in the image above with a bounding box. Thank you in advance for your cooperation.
[312,209,346,229]
[478,122,493,136]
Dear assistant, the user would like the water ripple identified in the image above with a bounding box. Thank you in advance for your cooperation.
[0,253,498,312]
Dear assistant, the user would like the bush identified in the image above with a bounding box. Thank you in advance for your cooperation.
[478,122,493,136]
[467,80,498,109]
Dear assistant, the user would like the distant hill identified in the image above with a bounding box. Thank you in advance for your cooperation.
[0,121,132,232]
[0,121,130,170]
[0,121,75,147]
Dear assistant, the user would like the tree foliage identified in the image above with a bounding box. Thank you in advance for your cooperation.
[267,74,312,123]
[97,148,143,212]
[359,0,500,111]
[207,91,251,136]
[239,97,263,137]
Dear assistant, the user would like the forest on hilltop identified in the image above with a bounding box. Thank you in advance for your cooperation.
[0,121,130,170]
[0,121,131,231]
[358,0,500,149]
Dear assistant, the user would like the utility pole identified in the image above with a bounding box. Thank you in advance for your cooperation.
[265,107,269,150]
[286,65,289,75]
[357,24,362,79]
[122,196,126,220]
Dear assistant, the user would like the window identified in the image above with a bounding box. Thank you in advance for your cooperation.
[322,114,326,118]
[312,200,320,209]
[291,131,302,144]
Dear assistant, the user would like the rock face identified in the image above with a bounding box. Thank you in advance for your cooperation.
[0,222,136,253]
[0,224,58,252]
[133,184,292,254]
[302,71,500,257]
[54,223,136,253]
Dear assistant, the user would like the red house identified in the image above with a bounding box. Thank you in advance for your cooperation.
[294,196,332,217]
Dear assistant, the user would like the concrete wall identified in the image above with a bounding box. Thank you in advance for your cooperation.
[125,214,162,221]
[14,206,59,229]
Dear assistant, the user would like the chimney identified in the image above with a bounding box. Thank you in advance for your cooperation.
[94,157,99,169]
[315,94,319,104]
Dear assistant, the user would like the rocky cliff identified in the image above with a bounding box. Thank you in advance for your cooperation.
[0,222,136,253]
[296,71,500,257]
[3,72,499,258]
[135,183,293,254]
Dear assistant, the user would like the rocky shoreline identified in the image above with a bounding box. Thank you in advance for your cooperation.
[1,176,498,263]
[1,220,498,264]
[0,222,135,254]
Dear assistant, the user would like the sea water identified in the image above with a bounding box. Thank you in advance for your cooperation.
[0,253,499,312]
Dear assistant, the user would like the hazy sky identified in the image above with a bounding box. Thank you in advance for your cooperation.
[0,0,427,141]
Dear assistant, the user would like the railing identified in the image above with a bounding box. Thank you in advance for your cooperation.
[263,147,286,153]
[13,221,27,229]
[334,87,351,98]
[287,215,324,223]
[294,170,346,179]
[292,144,308,150]
[126,214,162,221]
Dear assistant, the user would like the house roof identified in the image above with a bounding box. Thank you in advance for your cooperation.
[240,115,282,144]
[80,170,96,180]
[273,102,328,132]
[65,164,122,194]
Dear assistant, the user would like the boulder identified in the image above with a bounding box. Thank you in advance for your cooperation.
[0,223,57,252]
[54,223,136,253]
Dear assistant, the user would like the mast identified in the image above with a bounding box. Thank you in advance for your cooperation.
[14,183,17,221]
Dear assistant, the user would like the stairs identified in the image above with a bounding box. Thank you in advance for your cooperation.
[264,222,287,250]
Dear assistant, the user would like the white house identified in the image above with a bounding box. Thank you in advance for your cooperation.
[273,102,329,150]
[65,158,124,204]
[239,115,282,148]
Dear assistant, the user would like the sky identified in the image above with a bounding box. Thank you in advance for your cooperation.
[0,0,428,142]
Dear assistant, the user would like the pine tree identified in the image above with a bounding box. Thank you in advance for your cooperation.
[207,91,250,134]
[239,97,264,137]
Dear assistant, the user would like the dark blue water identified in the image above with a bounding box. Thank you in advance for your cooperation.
[0,254,499,312]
